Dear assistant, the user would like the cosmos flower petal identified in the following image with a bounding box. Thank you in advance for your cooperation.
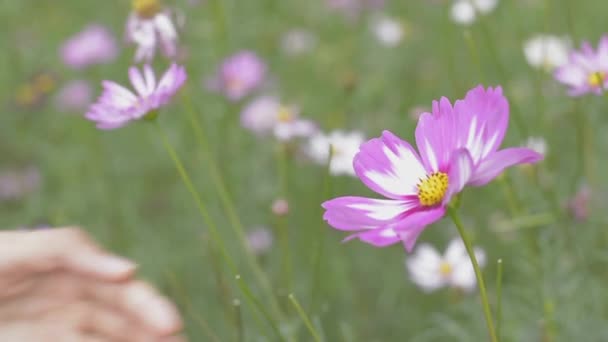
[453,85,509,164]
[469,147,543,186]
[354,130,427,199]
[406,243,444,292]
[129,66,149,96]
[444,149,474,205]
[398,206,446,252]
[415,97,457,171]
[322,196,417,231]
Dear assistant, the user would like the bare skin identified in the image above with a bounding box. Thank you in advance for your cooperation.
[0,227,185,342]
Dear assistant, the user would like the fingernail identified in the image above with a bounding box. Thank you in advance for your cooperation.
[96,255,137,276]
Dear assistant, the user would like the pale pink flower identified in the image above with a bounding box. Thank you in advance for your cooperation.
[61,24,118,69]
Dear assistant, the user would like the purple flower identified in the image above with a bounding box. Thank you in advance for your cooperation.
[207,51,267,101]
[0,167,41,202]
[247,227,274,255]
[567,184,591,221]
[60,24,118,69]
[86,64,187,130]
[54,80,93,112]
[240,96,317,141]
[126,1,179,63]
[554,35,608,96]
[322,86,543,252]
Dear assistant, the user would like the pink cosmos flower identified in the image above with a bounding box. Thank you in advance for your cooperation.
[206,51,267,101]
[54,80,93,112]
[85,64,187,130]
[60,24,119,69]
[322,85,543,251]
[554,35,608,96]
[126,0,179,63]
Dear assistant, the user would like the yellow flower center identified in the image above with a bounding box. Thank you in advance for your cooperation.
[439,261,452,276]
[277,106,295,123]
[417,172,449,207]
[588,71,606,88]
[133,0,162,18]
[33,74,56,94]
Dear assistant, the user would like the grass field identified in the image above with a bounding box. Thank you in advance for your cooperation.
[2,0,608,341]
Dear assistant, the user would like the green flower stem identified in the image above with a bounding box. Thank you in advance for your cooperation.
[276,144,292,297]
[154,122,237,273]
[495,259,503,341]
[289,293,322,342]
[447,207,498,342]
[180,93,283,319]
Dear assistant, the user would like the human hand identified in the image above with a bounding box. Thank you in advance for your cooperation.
[0,227,185,341]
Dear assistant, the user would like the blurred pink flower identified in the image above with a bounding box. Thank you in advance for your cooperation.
[567,184,591,221]
[54,80,93,112]
[240,96,317,141]
[271,198,289,216]
[126,0,179,62]
[86,64,187,130]
[555,35,608,96]
[206,51,267,101]
[247,227,274,255]
[60,24,118,69]
[0,167,41,202]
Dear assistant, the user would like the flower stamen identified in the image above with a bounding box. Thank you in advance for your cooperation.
[439,261,452,277]
[417,172,449,207]
[133,0,162,18]
[588,71,606,88]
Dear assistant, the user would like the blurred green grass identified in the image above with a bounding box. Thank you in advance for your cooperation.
[3,0,608,340]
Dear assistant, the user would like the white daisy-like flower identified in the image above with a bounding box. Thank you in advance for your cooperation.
[523,34,570,71]
[406,238,486,293]
[126,0,179,63]
[306,130,365,176]
[281,29,317,56]
[371,16,404,47]
[450,0,499,26]
[524,136,548,157]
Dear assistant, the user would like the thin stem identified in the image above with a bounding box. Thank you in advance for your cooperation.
[463,29,485,82]
[233,299,244,342]
[495,259,503,341]
[289,293,322,342]
[447,207,498,342]
[499,175,522,217]
[180,92,283,318]
[154,122,236,273]
[235,275,285,341]
[276,144,292,295]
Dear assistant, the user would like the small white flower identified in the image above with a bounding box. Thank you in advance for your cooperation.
[126,0,179,63]
[306,130,365,176]
[406,238,486,293]
[281,29,317,56]
[240,97,317,141]
[524,136,548,157]
[523,35,570,71]
[371,16,404,47]
[450,0,499,26]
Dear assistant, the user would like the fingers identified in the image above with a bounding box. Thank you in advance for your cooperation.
[0,227,136,281]
[84,280,183,336]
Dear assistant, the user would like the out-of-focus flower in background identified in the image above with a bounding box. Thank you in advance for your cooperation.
[523,35,570,71]
[271,198,290,216]
[306,130,365,177]
[61,24,118,69]
[0,167,41,202]
[54,80,93,113]
[14,72,59,110]
[554,35,608,96]
[240,96,317,141]
[247,227,274,255]
[567,184,591,222]
[280,29,317,56]
[450,0,499,26]
[86,64,187,130]
[206,51,267,101]
[406,238,486,293]
[524,136,548,157]
[126,0,179,63]
[371,15,405,47]
[326,0,385,17]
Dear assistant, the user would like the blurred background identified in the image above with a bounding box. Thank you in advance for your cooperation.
[2,0,608,340]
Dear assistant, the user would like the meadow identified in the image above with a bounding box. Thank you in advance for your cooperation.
[2,0,608,341]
